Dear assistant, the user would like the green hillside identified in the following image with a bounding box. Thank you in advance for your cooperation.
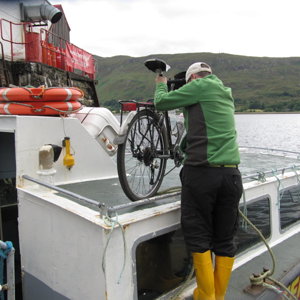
[94,53,300,112]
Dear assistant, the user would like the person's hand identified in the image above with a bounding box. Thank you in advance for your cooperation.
[155,74,167,84]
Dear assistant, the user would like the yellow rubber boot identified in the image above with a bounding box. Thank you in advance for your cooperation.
[214,256,234,300]
[192,251,215,300]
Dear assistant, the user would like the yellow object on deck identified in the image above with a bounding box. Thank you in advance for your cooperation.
[63,137,75,170]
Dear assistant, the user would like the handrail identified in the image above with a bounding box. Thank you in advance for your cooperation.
[22,165,300,218]
[40,27,66,49]
[22,174,180,217]
[40,28,95,78]
[242,164,300,180]
[22,174,105,210]
[106,191,181,217]
[0,19,28,45]
[0,18,95,78]
[0,41,10,85]
[0,19,27,62]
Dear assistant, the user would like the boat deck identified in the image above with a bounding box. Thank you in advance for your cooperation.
[58,177,300,300]
[227,231,300,300]
[180,232,300,300]
[58,177,181,214]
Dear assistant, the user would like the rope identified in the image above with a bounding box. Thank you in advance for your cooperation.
[32,85,45,99]
[155,184,296,300]
[267,277,298,300]
[241,208,297,300]
[241,188,248,230]
[101,213,127,285]
[239,209,276,277]
[262,282,293,300]
[149,185,195,300]
[169,264,195,300]
[5,102,34,108]
[42,104,82,114]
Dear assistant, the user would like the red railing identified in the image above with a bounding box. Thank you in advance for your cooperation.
[0,19,29,61]
[40,28,96,79]
[0,19,95,79]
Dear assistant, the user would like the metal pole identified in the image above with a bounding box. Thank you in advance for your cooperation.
[6,248,15,300]
[22,175,105,209]
[242,164,300,181]
[107,191,181,217]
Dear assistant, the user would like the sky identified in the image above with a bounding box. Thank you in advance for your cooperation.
[53,0,300,58]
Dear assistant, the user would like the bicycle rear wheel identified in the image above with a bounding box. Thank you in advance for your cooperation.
[117,109,168,201]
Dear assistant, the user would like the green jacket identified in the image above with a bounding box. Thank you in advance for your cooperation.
[154,74,240,166]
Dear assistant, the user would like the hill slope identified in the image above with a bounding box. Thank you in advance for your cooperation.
[94,53,300,112]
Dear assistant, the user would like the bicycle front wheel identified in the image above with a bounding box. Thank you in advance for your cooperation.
[117,109,168,201]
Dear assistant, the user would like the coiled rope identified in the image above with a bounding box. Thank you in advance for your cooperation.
[157,183,297,300]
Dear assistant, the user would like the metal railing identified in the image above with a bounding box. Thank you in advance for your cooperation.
[22,164,300,219]
[22,175,180,218]
[0,19,95,79]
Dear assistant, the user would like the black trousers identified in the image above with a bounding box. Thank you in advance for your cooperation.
[180,165,243,257]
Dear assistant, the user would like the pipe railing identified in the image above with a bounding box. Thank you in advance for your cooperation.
[22,164,300,218]
[242,164,300,181]
[22,174,104,209]
[22,175,180,217]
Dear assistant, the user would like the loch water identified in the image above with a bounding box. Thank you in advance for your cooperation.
[161,113,300,189]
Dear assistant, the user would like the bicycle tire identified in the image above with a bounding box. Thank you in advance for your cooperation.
[117,109,168,201]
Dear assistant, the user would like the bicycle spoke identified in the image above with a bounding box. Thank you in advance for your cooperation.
[117,110,167,200]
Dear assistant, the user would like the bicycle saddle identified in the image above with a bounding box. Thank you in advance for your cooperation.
[144,58,170,74]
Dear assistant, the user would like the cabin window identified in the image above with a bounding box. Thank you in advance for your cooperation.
[136,229,189,299]
[280,185,300,230]
[237,197,271,254]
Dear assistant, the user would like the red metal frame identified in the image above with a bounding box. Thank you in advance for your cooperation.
[0,18,95,79]
[0,19,31,61]
[40,28,95,78]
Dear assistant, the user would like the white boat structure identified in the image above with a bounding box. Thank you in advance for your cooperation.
[0,1,300,300]
[1,102,300,300]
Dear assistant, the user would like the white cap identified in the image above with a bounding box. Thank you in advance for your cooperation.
[185,62,212,82]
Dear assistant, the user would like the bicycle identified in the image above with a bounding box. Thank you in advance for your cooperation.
[117,59,186,201]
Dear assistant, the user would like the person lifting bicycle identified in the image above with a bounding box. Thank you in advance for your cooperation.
[154,62,243,300]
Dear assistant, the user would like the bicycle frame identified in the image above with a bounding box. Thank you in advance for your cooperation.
[115,62,186,200]
[119,100,184,162]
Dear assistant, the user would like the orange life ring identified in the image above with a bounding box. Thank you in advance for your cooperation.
[0,100,82,115]
[0,87,84,102]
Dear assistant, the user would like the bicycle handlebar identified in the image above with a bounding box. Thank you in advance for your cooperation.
[167,78,185,84]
